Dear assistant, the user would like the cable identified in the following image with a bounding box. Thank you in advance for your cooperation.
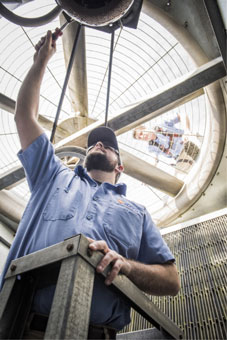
[104,30,115,126]
[50,24,82,142]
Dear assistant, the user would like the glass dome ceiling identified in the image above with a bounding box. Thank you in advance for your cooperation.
[0,0,207,225]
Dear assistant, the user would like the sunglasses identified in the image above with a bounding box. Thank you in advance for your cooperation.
[87,143,119,156]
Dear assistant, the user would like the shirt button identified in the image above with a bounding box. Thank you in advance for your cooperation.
[86,215,92,220]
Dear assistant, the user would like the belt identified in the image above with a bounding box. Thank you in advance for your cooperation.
[27,313,117,339]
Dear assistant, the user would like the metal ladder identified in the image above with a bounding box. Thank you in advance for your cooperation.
[0,234,183,339]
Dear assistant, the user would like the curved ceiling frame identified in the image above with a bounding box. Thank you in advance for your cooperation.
[143,1,226,227]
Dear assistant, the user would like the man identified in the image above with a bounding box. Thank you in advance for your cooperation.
[133,115,199,170]
[0,31,180,339]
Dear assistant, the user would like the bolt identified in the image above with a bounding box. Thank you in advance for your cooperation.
[87,248,93,257]
[10,264,17,271]
[66,243,74,251]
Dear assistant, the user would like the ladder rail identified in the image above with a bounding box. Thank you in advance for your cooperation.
[0,234,184,339]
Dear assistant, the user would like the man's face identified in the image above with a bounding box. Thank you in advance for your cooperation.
[84,141,119,172]
[135,129,156,141]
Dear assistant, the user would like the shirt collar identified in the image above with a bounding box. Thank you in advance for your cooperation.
[74,164,86,178]
[74,165,127,196]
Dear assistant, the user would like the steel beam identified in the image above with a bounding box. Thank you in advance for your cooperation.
[0,166,25,191]
[107,57,225,134]
[55,57,224,148]
[203,0,227,70]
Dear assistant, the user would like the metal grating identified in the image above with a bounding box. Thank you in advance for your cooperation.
[122,214,227,339]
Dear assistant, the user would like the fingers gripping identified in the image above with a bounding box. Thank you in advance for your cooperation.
[89,239,110,254]
[88,239,128,286]
[33,30,57,63]
[105,257,124,285]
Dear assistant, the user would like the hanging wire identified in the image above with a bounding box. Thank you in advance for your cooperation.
[104,30,115,126]
[50,24,82,142]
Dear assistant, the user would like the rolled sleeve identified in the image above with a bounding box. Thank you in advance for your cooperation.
[18,133,61,191]
[138,210,175,264]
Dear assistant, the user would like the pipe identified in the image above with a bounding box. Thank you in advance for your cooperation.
[0,3,62,27]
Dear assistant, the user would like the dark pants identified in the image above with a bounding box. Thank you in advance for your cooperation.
[23,313,117,339]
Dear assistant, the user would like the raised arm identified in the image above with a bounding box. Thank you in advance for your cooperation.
[14,30,57,150]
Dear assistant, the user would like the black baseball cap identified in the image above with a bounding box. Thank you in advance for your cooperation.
[87,126,119,152]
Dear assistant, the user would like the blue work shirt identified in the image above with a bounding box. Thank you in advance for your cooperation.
[148,116,184,159]
[0,133,174,330]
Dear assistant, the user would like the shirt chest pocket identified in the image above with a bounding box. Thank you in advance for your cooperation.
[43,188,82,221]
[103,202,143,249]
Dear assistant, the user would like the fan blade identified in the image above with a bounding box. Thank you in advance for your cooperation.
[121,149,183,196]
[0,190,26,223]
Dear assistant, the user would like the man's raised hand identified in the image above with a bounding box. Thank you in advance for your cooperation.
[33,30,59,64]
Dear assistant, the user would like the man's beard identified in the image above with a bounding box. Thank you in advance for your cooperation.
[84,152,117,172]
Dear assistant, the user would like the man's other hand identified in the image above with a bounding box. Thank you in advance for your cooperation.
[87,238,131,286]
